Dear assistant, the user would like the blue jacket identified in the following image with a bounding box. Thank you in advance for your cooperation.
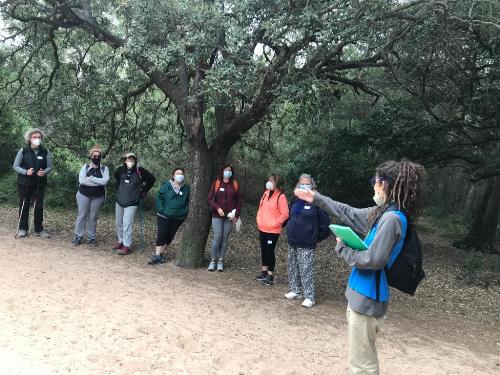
[287,199,331,249]
[347,210,407,302]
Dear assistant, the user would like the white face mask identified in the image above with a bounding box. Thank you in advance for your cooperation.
[174,174,184,183]
[373,191,386,207]
[31,138,41,147]
[126,161,135,169]
[265,181,274,190]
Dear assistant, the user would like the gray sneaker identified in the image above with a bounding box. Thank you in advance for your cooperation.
[34,231,51,238]
[207,261,216,272]
[87,239,97,247]
[17,229,27,238]
[217,261,224,272]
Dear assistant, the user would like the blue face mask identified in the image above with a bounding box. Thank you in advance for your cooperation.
[223,170,232,179]
[299,184,312,190]
[174,174,184,183]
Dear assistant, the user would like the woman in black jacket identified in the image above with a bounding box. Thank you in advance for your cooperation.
[285,174,330,308]
[112,152,155,255]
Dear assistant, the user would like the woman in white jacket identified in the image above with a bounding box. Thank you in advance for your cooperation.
[73,145,110,246]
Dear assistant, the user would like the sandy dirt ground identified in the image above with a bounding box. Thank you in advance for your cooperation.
[0,224,499,375]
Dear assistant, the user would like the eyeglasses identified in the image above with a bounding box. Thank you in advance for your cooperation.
[369,176,385,186]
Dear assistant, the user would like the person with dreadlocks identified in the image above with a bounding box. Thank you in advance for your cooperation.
[294,160,425,375]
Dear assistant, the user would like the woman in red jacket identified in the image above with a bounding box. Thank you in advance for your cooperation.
[255,174,289,286]
[207,164,242,272]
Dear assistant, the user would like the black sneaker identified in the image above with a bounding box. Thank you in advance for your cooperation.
[87,239,98,247]
[148,255,163,265]
[260,275,274,286]
[255,271,267,281]
[73,236,82,246]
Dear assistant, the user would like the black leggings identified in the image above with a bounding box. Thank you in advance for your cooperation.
[156,216,184,246]
[259,231,280,272]
[18,184,45,232]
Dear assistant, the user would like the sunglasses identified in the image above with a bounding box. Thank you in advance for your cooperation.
[369,176,386,186]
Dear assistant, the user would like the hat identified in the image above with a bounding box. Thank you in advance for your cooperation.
[89,145,102,157]
[122,152,137,160]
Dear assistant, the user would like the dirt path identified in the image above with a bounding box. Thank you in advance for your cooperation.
[0,224,498,375]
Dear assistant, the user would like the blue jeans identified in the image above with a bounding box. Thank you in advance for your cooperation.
[115,203,138,247]
[210,218,233,260]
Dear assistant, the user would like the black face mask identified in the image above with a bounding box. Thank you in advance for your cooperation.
[91,157,101,165]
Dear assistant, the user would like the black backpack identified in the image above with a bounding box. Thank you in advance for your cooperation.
[375,210,425,300]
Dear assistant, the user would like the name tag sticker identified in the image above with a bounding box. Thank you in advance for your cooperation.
[219,188,225,191]
[37,156,43,160]
[267,240,273,245]
[124,180,130,184]
[304,205,311,210]
[179,191,183,195]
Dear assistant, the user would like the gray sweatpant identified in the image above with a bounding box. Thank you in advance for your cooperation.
[115,203,138,247]
[287,245,315,301]
[210,217,233,260]
[74,191,105,241]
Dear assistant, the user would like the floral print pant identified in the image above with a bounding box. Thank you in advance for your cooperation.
[287,245,315,301]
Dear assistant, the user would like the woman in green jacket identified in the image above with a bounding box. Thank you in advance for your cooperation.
[149,167,190,265]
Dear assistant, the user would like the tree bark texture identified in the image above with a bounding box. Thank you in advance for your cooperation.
[460,176,500,252]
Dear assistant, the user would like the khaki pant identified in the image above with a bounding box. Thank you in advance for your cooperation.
[346,305,385,375]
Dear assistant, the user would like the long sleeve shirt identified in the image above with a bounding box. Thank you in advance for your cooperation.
[13,148,53,175]
[313,192,403,317]
[79,164,110,187]
[207,180,242,219]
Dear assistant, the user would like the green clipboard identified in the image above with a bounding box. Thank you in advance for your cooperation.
[329,224,368,250]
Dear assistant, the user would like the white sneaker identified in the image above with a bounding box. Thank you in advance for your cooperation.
[34,230,51,238]
[17,229,27,238]
[207,261,216,271]
[217,261,224,272]
[285,291,302,300]
[301,298,316,308]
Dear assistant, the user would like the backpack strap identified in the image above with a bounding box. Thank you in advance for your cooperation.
[373,207,407,302]
[375,269,382,302]
[215,179,238,192]
[276,191,284,207]
[136,166,143,181]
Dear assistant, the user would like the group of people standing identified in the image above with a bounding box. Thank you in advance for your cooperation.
[12,129,333,308]
[13,128,426,375]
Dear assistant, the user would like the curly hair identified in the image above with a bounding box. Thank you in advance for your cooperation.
[295,173,317,191]
[24,128,45,144]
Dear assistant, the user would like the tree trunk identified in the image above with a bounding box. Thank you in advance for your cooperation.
[457,176,500,253]
[176,135,213,268]
[175,107,232,268]
[480,176,500,250]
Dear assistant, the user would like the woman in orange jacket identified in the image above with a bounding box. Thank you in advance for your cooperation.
[255,174,289,286]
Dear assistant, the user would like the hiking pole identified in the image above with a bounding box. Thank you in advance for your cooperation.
[30,175,41,237]
[30,187,38,237]
[15,185,30,239]
[139,198,145,252]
